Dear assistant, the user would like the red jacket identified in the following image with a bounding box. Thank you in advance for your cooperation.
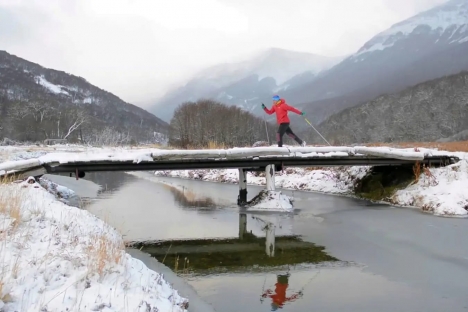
[264,99,302,124]
[261,283,301,307]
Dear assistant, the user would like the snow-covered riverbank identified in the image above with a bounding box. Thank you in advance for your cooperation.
[154,158,468,217]
[2,143,467,216]
[0,177,188,311]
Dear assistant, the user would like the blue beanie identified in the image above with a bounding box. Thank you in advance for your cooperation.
[272,95,280,101]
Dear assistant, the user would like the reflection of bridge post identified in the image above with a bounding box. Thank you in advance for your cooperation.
[237,169,247,206]
[265,223,276,257]
[266,165,275,191]
[239,213,247,239]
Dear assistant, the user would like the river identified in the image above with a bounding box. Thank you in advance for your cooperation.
[46,171,468,311]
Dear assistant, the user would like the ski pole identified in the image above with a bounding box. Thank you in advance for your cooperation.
[303,117,332,146]
[263,117,270,145]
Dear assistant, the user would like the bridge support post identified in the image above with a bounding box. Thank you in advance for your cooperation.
[265,223,275,257]
[265,164,275,191]
[239,213,247,239]
[237,168,247,206]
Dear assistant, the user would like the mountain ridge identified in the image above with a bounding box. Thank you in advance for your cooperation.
[311,70,468,144]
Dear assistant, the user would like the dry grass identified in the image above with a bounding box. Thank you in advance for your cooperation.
[184,141,227,150]
[366,141,468,152]
[0,187,24,232]
[0,183,27,305]
[167,140,468,152]
[0,175,18,185]
[304,167,328,171]
[413,161,422,183]
[86,232,125,278]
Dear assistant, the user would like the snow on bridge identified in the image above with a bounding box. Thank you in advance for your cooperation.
[0,145,459,209]
[0,145,459,178]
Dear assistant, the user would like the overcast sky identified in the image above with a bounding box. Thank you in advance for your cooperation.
[0,0,446,106]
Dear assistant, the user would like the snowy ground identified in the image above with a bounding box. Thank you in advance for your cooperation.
[154,158,468,217]
[245,190,294,212]
[154,166,370,196]
[0,177,188,311]
[2,144,468,217]
[391,159,468,216]
[1,143,468,217]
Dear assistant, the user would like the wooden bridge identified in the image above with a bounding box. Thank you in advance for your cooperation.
[0,145,459,206]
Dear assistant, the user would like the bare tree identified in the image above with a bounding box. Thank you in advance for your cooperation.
[169,99,276,148]
[62,109,88,140]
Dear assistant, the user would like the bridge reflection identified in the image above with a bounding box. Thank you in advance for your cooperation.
[131,213,337,275]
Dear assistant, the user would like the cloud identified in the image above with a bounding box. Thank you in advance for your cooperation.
[0,0,448,105]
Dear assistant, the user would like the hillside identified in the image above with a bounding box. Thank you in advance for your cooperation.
[312,71,468,144]
[0,51,169,144]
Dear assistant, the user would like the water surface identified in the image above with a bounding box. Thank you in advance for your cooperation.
[77,171,468,311]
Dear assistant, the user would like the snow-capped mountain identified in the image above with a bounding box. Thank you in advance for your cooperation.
[356,0,468,57]
[150,48,343,122]
[280,0,468,127]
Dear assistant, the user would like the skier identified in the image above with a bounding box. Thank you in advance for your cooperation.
[262,95,306,147]
[261,273,303,310]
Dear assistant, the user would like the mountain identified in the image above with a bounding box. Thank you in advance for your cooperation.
[309,70,468,144]
[0,51,169,144]
[150,48,344,122]
[281,0,468,127]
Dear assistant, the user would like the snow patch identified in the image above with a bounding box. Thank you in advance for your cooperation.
[154,155,468,217]
[391,159,468,216]
[246,190,294,212]
[83,97,94,104]
[36,76,69,96]
[38,176,77,204]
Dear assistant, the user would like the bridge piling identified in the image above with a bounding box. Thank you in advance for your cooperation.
[237,168,248,206]
[266,164,275,191]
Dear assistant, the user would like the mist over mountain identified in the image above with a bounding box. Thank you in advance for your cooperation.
[150,48,344,122]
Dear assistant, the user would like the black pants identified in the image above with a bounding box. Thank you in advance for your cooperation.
[276,123,303,147]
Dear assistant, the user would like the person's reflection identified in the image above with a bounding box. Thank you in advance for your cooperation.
[261,273,303,310]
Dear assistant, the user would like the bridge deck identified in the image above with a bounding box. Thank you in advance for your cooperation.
[0,146,460,178]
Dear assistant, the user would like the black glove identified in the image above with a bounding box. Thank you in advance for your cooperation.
[261,103,266,109]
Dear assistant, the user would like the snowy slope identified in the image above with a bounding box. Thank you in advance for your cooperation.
[0,178,188,311]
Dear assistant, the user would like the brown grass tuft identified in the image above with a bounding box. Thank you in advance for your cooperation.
[0,187,24,231]
[0,175,18,185]
[86,232,125,278]
[304,167,326,171]
[207,141,226,149]
[184,141,228,150]
[413,161,422,183]
[423,166,439,186]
